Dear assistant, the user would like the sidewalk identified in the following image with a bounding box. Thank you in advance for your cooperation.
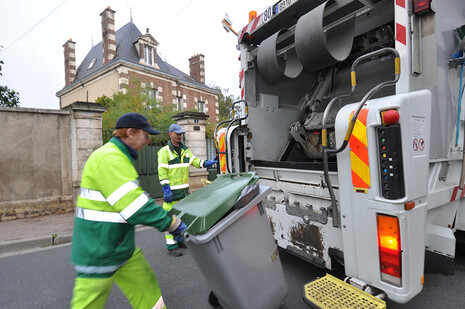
[0,199,164,257]
[0,212,75,256]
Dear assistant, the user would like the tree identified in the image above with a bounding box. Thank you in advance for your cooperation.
[205,86,236,138]
[0,85,20,107]
[0,46,20,107]
[216,86,235,121]
[96,77,176,143]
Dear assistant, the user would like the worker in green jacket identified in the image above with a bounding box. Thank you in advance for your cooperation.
[70,113,187,309]
[158,123,217,256]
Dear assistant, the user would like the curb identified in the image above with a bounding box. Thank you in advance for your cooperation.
[0,226,152,256]
[0,233,73,256]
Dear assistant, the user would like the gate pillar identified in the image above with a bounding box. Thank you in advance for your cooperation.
[172,112,209,192]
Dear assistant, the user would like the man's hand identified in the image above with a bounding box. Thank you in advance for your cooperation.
[204,158,218,168]
[162,185,173,203]
[171,221,187,243]
[167,215,187,243]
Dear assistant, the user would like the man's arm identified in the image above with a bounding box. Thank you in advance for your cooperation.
[158,146,173,203]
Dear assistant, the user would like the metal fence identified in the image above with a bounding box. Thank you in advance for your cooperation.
[102,130,218,196]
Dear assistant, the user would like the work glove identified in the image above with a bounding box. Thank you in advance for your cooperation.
[204,158,218,168]
[162,185,173,203]
[167,215,188,243]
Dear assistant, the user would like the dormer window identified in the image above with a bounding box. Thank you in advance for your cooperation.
[87,58,96,70]
[144,45,154,65]
[135,32,159,68]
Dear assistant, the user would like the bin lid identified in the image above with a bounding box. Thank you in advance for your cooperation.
[169,172,258,235]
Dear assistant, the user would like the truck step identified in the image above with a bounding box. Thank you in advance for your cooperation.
[303,274,386,309]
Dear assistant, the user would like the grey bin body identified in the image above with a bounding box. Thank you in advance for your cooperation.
[185,186,288,309]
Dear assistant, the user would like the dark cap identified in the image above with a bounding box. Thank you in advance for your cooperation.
[115,113,160,135]
[168,123,184,134]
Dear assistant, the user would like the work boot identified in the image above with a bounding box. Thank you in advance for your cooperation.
[168,248,183,257]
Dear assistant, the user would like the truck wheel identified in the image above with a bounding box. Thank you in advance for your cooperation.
[208,291,220,307]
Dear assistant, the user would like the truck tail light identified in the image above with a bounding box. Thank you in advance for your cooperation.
[377,214,402,286]
[412,0,432,15]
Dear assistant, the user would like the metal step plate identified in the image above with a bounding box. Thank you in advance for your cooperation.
[303,274,386,309]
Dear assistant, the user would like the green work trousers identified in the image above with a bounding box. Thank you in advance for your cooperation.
[71,248,165,309]
[163,200,180,250]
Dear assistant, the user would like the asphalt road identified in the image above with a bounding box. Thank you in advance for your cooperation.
[0,228,464,308]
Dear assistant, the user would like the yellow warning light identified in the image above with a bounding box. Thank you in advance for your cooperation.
[249,11,257,22]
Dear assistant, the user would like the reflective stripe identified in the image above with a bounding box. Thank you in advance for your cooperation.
[120,193,149,220]
[167,147,173,160]
[200,159,205,167]
[75,207,126,223]
[80,188,106,202]
[189,156,195,164]
[167,163,190,169]
[166,238,176,245]
[160,179,170,185]
[153,296,165,309]
[107,181,139,206]
[74,261,126,275]
[165,233,176,245]
[158,162,191,169]
[171,183,189,190]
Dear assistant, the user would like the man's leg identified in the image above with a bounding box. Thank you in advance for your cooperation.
[70,274,114,309]
[115,248,166,309]
[162,200,182,256]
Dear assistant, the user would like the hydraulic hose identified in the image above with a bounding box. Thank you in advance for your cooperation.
[321,47,401,227]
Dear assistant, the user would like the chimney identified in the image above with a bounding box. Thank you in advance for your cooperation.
[100,7,116,65]
[189,54,205,83]
[63,39,76,86]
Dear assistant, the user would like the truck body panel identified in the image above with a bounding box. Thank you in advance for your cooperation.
[218,0,465,303]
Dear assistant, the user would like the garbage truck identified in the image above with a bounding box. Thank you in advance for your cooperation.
[215,0,465,305]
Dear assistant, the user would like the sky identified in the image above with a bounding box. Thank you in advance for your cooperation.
[0,0,272,110]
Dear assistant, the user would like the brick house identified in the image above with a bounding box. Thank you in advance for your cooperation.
[56,7,220,122]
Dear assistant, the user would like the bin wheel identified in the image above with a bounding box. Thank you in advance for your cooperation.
[208,291,220,307]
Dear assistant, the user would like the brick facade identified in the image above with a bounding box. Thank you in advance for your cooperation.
[127,71,218,121]
[58,7,219,122]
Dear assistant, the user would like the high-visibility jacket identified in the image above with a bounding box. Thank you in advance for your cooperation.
[158,140,206,201]
[71,137,173,277]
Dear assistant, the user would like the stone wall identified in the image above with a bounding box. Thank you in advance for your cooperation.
[0,103,106,221]
[172,112,209,192]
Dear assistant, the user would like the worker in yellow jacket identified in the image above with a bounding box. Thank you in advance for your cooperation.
[158,123,217,256]
[70,113,187,309]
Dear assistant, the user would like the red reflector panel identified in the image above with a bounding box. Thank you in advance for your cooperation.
[377,214,402,286]
[413,0,431,15]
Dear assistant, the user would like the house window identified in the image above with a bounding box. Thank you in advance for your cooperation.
[177,97,183,111]
[144,45,153,65]
[147,88,158,100]
[197,101,205,113]
[146,88,159,108]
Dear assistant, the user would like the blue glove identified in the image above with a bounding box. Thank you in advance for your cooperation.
[162,186,173,203]
[171,221,187,243]
[204,158,218,168]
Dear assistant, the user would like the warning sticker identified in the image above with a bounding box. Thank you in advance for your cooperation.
[412,117,425,151]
